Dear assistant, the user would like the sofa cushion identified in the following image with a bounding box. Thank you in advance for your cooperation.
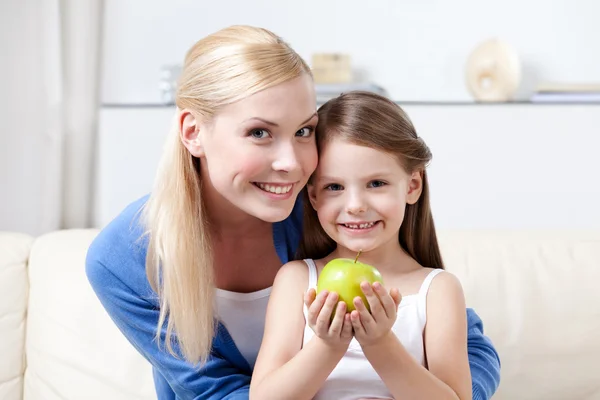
[438,230,600,400]
[23,229,156,400]
[0,232,33,400]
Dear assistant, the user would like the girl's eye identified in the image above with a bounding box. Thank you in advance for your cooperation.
[325,183,343,191]
[296,126,314,137]
[368,180,386,188]
[249,129,270,139]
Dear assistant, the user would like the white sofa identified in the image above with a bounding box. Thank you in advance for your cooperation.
[1,229,599,400]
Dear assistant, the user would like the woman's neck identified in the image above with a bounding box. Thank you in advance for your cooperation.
[201,180,271,240]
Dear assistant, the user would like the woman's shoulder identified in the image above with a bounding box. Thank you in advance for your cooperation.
[86,195,154,300]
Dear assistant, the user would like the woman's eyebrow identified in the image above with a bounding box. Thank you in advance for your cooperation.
[299,112,318,126]
[242,117,279,127]
[242,111,317,128]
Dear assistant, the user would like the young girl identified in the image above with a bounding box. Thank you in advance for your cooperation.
[250,91,473,400]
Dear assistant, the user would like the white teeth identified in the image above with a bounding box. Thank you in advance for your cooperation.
[344,222,376,229]
[257,183,293,194]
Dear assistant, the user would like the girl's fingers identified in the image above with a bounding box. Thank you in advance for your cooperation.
[390,287,402,307]
[353,296,376,334]
[316,292,339,335]
[304,288,316,309]
[328,301,347,335]
[341,313,353,340]
[350,310,366,336]
[372,282,398,318]
[307,290,328,326]
[360,282,385,322]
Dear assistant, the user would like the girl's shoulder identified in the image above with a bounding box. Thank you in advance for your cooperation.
[423,268,465,305]
[275,259,311,285]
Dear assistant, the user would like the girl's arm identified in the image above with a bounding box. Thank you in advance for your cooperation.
[353,273,472,400]
[250,261,352,400]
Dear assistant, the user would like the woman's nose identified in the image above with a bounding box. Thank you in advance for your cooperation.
[272,142,301,174]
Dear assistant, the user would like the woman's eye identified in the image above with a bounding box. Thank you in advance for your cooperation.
[250,129,270,139]
[325,183,343,191]
[296,126,314,137]
[368,180,386,188]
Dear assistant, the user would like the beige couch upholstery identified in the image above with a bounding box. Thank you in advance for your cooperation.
[1,229,599,399]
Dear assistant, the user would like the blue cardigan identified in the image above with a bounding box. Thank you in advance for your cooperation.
[86,195,501,400]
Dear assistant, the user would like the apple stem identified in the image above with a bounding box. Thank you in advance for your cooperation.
[354,250,362,263]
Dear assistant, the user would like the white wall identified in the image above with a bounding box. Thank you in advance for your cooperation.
[101,0,600,104]
[94,104,600,230]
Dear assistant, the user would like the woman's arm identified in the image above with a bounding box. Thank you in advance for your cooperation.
[465,308,501,400]
[354,273,472,400]
[250,261,351,400]
[86,197,259,400]
[86,243,251,400]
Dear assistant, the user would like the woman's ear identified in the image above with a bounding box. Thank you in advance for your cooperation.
[179,109,204,157]
[307,183,318,210]
[406,170,423,205]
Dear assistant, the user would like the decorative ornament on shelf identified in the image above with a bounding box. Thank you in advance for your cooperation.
[465,38,522,102]
[311,52,388,104]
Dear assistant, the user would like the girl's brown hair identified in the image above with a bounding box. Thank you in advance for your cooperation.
[297,91,444,270]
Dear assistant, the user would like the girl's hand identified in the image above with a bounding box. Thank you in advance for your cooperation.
[350,281,402,348]
[304,288,353,350]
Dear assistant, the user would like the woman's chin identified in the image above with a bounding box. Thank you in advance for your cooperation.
[251,203,296,223]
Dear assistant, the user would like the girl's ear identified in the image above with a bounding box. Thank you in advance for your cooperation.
[307,182,318,210]
[179,109,204,157]
[406,170,423,205]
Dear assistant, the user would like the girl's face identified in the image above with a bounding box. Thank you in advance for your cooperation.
[190,75,318,224]
[308,138,422,254]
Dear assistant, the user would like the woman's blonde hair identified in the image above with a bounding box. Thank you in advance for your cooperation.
[141,25,311,365]
[298,91,444,270]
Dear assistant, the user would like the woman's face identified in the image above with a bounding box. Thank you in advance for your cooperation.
[194,74,318,224]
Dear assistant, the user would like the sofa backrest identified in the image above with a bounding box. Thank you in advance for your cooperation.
[0,233,32,400]
[1,229,599,399]
[21,229,156,400]
[439,230,600,400]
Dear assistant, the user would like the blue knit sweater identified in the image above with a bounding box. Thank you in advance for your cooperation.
[86,195,500,400]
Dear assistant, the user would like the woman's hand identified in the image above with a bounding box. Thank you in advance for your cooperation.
[304,288,353,350]
[350,281,402,348]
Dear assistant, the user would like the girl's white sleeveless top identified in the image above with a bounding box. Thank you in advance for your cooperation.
[302,259,444,400]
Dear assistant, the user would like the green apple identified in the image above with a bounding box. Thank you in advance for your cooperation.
[316,253,383,313]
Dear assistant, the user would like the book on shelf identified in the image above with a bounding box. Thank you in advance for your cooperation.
[531,92,600,103]
[315,82,388,103]
[530,81,600,103]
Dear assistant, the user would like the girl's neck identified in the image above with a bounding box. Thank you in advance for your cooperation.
[327,236,418,274]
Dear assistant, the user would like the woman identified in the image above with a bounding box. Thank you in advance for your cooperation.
[86,25,500,400]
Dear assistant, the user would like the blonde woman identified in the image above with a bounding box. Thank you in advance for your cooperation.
[86,25,500,399]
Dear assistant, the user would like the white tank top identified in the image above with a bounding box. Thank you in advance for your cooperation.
[302,259,444,400]
[215,287,272,369]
